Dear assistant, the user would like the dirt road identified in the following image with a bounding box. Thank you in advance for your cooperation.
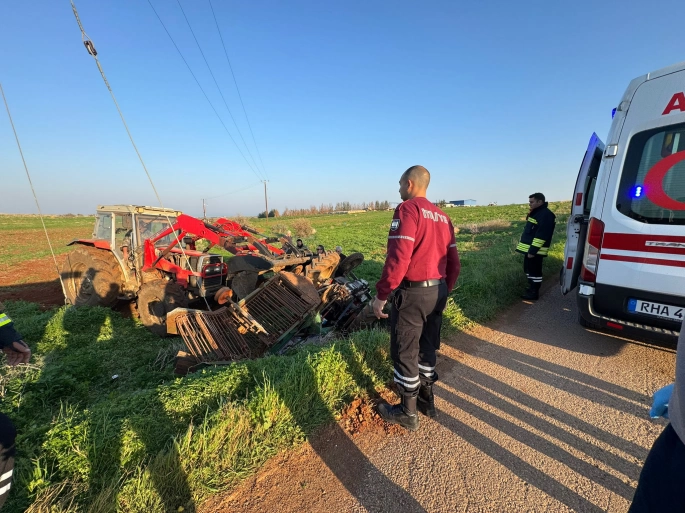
[203,287,676,513]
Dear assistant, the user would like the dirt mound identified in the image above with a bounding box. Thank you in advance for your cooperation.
[342,391,406,437]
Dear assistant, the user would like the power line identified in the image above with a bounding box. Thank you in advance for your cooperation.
[1,82,68,303]
[175,0,265,179]
[146,0,265,182]
[204,180,261,201]
[208,0,269,180]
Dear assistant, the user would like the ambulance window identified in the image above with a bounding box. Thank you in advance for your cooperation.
[584,177,597,216]
[617,122,685,224]
[583,151,602,216]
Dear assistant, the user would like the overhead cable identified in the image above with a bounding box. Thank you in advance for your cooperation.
[146,0,265,182]
[204,180,262,201]
[176,0,264,179]
[0,82,69,303]
[208,0,269,180]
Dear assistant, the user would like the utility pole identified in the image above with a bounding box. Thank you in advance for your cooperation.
[263,180,269,223]
[202,198,207,220]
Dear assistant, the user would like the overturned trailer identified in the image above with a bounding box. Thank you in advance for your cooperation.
[167,247,375,374]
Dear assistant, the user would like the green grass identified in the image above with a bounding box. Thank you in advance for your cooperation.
[0,215,95,268]
[0,202,570,512]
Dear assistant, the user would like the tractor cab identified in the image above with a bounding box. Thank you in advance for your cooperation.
[93,205,182,260]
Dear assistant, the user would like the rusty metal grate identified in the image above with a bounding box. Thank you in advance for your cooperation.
[242,273,321,337]
[169,272,322,365]
[172,307,274,362]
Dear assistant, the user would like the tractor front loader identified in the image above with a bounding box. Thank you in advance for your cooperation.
[61,205,306,335]
[61,205,376,356]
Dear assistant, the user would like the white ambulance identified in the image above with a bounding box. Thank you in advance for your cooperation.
[561,61,685,340]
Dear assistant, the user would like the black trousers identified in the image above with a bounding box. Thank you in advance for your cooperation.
[389,282,448,397]
[0,413,16,509]
[628,423,685,512]
[523,255,544,286]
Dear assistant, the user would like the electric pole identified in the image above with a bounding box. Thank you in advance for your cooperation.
[263,180,269,223]
[202,198,207,220]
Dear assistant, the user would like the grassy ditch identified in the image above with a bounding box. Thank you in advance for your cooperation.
[1,202,570,511]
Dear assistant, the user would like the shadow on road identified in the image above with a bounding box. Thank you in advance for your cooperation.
[437,357,638,501]
[272,339,427,513]
[427,314,663,511]
[451,335,650,416]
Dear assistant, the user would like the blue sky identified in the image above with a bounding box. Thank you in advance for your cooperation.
[1,0,684,217]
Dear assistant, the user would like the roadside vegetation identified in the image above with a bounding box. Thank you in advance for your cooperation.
[1,202,569,511]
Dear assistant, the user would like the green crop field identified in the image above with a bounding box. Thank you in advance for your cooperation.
[0,216,95,269]
[0,202,570,512]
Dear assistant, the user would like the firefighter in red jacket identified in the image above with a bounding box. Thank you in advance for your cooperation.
[372,165,461,431]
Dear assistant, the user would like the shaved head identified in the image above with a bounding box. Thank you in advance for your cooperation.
[402,165,430,190]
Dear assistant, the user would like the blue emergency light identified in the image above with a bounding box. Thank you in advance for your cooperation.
[612,108,617,119]
[632,185,643,198]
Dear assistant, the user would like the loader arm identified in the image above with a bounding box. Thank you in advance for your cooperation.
[141,214,285,279]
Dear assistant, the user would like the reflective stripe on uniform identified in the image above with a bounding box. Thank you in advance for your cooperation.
[532,238,546,247]
[394,370,420,388]
[449,243,457,248]
[537,248,549,256]
[0,481,10,497]
[393,376,420,389]
[418,364,435,378]
[0,470,12,483]
[388,235,415,242]
[528,218,538,225]
[517,243,530,252]
[0,314,11,328]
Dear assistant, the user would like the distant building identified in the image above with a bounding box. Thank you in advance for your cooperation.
[449,199,477,207]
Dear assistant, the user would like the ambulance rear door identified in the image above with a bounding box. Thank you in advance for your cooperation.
[561,133,604,294]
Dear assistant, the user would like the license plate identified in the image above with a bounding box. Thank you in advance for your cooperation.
[627,298,683,322]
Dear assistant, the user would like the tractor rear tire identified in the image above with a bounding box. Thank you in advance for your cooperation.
[61,246,123,307]
[136,279,188,337]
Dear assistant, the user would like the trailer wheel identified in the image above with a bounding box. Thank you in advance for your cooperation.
[61,246,123,307]
[137,279,188,337]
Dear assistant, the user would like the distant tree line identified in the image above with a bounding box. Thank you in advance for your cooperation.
[258,200,391,218]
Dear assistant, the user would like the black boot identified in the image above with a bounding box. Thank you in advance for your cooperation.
[521,278,535,299]
[417,384,436,418]
[377,395,419,431]
[521,281,541,300]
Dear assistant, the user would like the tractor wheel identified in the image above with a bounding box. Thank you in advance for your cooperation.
[136,279,188,337]
[61,246,123,307]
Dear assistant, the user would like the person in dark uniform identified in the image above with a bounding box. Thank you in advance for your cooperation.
[516,193,556,300]
[372,165,461,431]
[0,303,32,508]
[629,319,685,512]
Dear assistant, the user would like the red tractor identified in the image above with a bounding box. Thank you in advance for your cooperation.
[61,205,312,335]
